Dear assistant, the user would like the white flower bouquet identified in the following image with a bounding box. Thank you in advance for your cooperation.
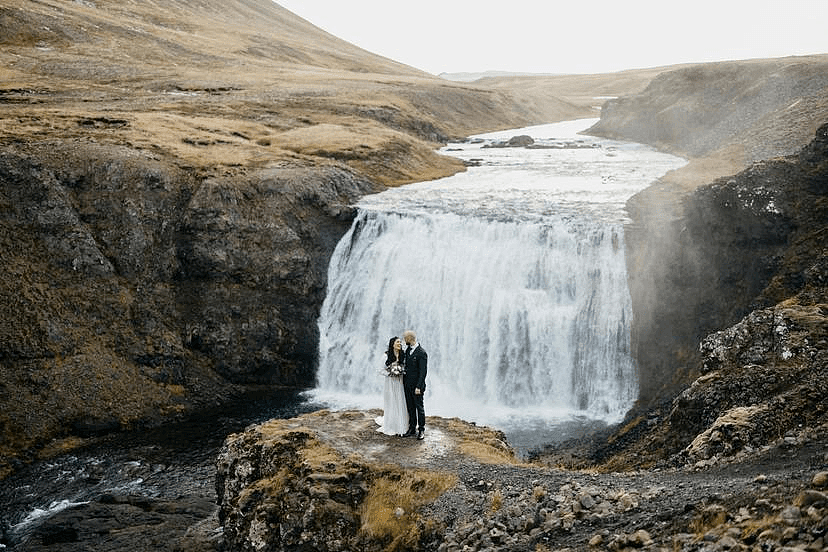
[385,362,405,377]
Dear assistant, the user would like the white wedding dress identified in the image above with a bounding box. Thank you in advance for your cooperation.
[376,366,408,435]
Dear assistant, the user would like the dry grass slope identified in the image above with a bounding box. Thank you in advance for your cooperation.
[0,0,671,186]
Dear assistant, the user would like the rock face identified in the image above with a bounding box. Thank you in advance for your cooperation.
[676,303,828,466]
[0,143,374,472]
[623,122,828,405]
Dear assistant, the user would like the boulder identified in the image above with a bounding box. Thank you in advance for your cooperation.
[506,135,534,147]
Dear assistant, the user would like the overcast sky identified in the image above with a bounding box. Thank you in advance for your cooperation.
[275,1,828,75]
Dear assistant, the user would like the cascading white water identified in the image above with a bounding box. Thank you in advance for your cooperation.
[318,211,633,415]
[310,119,686,438]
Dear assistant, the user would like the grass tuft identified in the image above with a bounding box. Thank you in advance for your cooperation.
[359,468,457,548]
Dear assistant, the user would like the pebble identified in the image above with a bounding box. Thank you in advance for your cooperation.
[812,471,828,488]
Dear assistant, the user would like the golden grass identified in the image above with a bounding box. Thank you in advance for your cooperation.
[359,468,457,549]
[489,488,503,513]
[457,440,519,465]
[433,417,520,465]
[302,440,344,471]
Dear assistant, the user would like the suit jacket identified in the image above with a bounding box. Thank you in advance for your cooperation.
[403,345,427,391]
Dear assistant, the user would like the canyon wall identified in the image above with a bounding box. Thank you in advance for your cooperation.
[587,57,828,404]
[0,143,375,470]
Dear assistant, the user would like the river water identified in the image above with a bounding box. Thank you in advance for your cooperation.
[310,118,686,451]
[0,389,321,546]
[0,118,685,544]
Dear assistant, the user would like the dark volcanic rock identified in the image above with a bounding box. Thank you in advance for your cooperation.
[15,494,220,552]
[0,142,375,472]
[626,122,828,406]
[172,165,374,383]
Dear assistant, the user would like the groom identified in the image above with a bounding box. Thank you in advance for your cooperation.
[402,330,427,440]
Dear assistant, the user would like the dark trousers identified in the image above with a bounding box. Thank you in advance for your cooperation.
[404,386,425,432]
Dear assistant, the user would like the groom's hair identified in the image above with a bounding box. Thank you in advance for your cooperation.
[403,330,416,342]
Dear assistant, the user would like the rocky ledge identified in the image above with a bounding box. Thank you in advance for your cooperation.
[216,410,828,552]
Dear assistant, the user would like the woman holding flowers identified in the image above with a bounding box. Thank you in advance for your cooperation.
[377,336,408,436]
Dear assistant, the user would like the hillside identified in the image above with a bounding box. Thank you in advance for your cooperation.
[0,0,617,186]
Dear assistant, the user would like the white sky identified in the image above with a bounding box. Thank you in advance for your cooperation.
[275,1,828,75]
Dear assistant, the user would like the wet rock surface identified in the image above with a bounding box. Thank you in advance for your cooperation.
[17,495,220,552]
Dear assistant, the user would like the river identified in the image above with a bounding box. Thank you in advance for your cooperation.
[0,118,685,546]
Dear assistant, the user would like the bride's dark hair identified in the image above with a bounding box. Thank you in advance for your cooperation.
[385,336,400,365]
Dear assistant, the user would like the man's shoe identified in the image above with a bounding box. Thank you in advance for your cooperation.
[403,429,416,437]
[417,429,425,440]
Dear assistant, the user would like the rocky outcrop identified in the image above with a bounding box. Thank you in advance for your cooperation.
[215,410,828,552]
[215,410,514,552]
[0,143,374,474]
[673,301,827,467]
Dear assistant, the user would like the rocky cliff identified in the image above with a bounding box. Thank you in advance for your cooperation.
[571,123,828,472]
[0,143,374,470]
[585,57,828,405]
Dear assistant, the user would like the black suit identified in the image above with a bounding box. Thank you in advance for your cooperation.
[403,344,427,432]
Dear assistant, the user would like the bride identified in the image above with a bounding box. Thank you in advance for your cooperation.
[376,336,409,436]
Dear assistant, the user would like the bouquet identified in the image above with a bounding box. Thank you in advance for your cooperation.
[385,362,405,377]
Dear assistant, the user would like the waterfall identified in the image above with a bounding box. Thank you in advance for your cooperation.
[315,210,636,422]
[311,119,685,430]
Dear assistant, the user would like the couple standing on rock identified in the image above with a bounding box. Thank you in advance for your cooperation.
[378,330,427,440]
